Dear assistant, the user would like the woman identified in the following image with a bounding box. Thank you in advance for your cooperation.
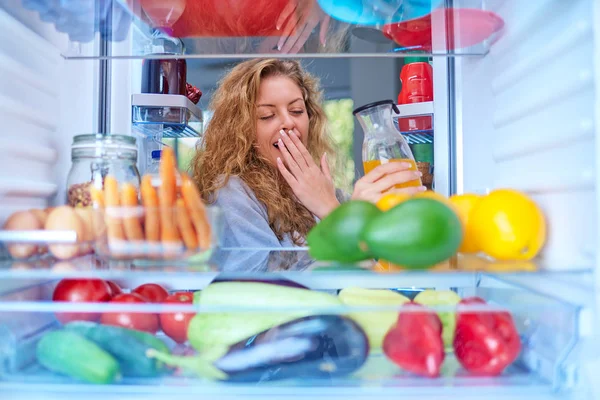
[191,58,425,249]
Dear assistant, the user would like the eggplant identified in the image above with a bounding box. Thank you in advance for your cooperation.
[148,315,369,382]
[210,275,309,289]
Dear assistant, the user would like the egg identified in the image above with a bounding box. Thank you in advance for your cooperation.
[45,206,85,260]
[29,209,50,255]
[74,207,94,255]
[3,211,43,259]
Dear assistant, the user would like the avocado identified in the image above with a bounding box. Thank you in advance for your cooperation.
[362,198,463,269]
[307,201,382,262]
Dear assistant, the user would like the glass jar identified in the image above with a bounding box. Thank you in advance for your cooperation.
[66,134,141,208]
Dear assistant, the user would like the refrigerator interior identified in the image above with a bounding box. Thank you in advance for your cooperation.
[0,0,599,399]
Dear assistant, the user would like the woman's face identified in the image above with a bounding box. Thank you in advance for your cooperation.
[255,75,310,166]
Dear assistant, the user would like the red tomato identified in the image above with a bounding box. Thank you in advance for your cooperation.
[100,293,159,334]
[106,281,123,298]
[160,291,195,344]
[52,279,112,323]
[132,283,169,303]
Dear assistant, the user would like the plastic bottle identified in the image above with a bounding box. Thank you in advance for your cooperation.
[397,56,433,133]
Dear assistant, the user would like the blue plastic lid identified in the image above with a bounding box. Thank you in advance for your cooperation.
[317,0,441,26]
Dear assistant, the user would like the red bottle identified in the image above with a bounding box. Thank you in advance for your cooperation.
[397,57,433,132]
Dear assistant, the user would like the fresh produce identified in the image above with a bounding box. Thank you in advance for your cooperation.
[382,302,445,378]
[45,206,87,260]
[99,147,212,257]
[148,315,369,382]
[52,279,112,323]
[36,330,120,384]
[64,321,170,377]
[2,210,43,259]
[362,198,463,269]
[413,289,462,348]
[376,192,411,211]
[470,189,546,260]
[106,280,122,297]
[160,291,195,344]
[100,293,160,334]
[307,201,382,262]
[448,193,482,253]
[189,282,342,351]
[210,275,308,289]
[132,283,169,303]
[338,287,410,351]
[453,297,521,375]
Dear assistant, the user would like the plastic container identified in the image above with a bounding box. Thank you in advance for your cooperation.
[66,134,141,208]
[397,57,433,133]
[93,205,222,263]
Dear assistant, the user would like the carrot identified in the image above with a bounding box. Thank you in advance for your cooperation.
[140,175,160,242]
[90,187,105,207]
[120,183,144,242]
[158,147,181,244]
[176,198,198,250]
[103,176,125,241]
[181,173,212,249]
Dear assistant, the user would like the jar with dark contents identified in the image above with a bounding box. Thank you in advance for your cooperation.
[67,134,141,207]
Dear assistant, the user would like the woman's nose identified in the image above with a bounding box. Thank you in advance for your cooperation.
[280,112,295,131]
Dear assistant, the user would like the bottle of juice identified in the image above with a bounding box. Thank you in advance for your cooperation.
[353,100,422,189]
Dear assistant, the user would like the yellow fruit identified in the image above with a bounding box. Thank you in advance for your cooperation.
[470,189,546,260]
[449,193,482,253]
[376,193,411,211]
[373,260,404,273]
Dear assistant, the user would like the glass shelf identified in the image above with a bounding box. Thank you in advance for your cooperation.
[11,0,507,59]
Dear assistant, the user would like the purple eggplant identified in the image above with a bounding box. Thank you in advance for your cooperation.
[148,315,369,382]
[210,275,309,289]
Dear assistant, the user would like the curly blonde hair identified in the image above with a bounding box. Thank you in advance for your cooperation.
[191,59,336,245]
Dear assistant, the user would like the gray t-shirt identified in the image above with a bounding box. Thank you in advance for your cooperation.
[212,176,349,249]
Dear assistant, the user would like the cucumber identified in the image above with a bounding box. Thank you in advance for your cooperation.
[189,282,343,352]
[65,321,170,377]
[36,330,120,384]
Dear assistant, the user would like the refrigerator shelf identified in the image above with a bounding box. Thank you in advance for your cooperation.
[131,94,203,139]
[0,272,583,395]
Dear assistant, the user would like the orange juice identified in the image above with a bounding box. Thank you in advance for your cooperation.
[363,159,422,189]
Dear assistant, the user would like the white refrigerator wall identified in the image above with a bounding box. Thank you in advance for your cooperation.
[0,6,96,222]
[442,0,598,271]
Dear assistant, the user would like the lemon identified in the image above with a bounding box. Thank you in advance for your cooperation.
[376,193,411,211]
[470,189,546,260]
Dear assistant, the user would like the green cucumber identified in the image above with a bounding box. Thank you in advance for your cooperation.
[189,282,342,352]
[65,321,170,377]
[36,330,120,384]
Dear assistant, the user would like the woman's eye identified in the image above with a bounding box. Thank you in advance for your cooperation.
[291,110,304,115]
[259,115,274,120]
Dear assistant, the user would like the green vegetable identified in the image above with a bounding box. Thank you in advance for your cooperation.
[307,201,382,262]
[413,289,462,349]
[36,330,120,384]
[188,282,342,352]
[338,288,410,352]
[362,198,463,269]
[64,321,170,377]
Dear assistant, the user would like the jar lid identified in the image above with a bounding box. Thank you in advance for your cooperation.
[71,134,137,151]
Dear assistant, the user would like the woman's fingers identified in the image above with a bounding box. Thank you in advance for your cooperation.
[286,129,314,166]
[319,15,330,46]
[280,130,309,169]
[368,169,423,194]
[321,152,332,181]
[276,0,298,30]
[362,161,415,183]
[277,157,298,185]
[278,138,303,177]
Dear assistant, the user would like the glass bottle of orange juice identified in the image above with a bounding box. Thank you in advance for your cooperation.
[353,100,422,189]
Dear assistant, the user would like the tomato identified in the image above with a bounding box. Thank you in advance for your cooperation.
[160,292,195,344]
[100,293,159,334]
[52,279,112,324]
[106,281,123,298]
[132,283,169,303]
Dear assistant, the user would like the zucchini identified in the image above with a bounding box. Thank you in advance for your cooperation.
[65,321,170,377]
[36,330,120,384]
[188,282,343,352]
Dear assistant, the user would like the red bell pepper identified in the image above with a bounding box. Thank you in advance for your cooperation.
[382,302,445,378]
[453,297,521,376]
